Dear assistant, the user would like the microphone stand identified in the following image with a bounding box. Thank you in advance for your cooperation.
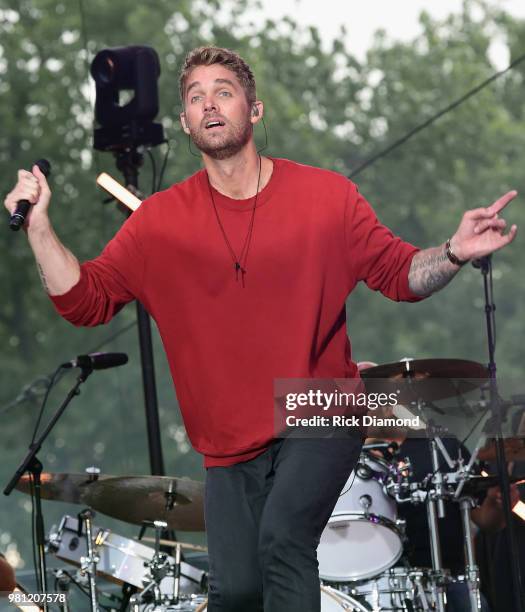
[476,254,523,612]
[3,365,94,607]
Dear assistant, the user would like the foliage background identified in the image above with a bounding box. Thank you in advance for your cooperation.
[0,0,524,602]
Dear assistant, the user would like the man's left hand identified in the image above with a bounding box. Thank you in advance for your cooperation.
[450,190,518,262]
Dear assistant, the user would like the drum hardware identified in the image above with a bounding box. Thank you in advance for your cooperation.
[359,494,372,512]
[341,566,448,612]
[78,508,100,612]
[129,519,181,611]
[425,492,446,612]
[48,514,207,611]
[52,569,71,612]
[458,495,481,612]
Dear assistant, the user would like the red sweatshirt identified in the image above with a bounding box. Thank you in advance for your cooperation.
[51,158,422,466]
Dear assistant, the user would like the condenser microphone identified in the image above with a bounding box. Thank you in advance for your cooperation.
[9,159,51,231]
[61,352,129,371]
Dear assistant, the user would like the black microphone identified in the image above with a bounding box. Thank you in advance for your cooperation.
[61,352,129,371]
[9,158,51,231]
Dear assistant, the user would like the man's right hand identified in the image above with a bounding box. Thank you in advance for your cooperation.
[4,165,80,295]
[4,164,51,231]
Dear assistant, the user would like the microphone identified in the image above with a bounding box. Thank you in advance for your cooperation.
[61,352,129,371]
[9,158,51,231]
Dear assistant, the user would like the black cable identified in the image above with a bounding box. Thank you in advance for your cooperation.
[86,320,137,353]
[339,468,357,497]
[157,140,171,192]
[30,365,64,445]
[349,50,525,179]
[257,117,268,154]
[460,404,491,448]
[146,148,157,196]
[1,321,136,415]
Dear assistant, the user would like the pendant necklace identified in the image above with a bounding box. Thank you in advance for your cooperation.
[207,154,262,287]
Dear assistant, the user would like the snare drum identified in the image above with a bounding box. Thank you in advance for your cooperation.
[346,567,437,612]
[194,586,369,611]
[49,515,205,595]
[318,453,405,581]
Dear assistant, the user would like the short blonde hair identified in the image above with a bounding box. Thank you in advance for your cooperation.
[179,46,256,107]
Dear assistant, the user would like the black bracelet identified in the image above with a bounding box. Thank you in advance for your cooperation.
[445,238,468,266]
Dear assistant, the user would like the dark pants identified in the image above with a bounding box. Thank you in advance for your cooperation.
[204,432,363,612]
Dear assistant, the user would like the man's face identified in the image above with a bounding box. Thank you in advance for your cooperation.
[181,64,254,160]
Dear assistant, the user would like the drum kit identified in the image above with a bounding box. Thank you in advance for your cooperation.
[12,358,525,611]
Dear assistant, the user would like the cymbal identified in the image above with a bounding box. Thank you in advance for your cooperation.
[478,438,525,462]
[83,476,205,532]
[15,471,109,504]
[141,536,208,552]
[360,358,488,404]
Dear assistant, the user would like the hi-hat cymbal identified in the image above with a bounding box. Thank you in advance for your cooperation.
[360,358,488,404]
[83,475,205,532]
[15,471,108,504]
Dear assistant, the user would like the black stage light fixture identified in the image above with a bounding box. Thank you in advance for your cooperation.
[91,45,165,151]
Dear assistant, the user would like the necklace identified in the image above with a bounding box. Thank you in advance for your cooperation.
[207,155,262,287]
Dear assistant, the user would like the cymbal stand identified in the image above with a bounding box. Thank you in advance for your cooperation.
[129,520,171,611]
[426,490,446,612]
[426,421,457,612]
[172,541,182,604]
[78,509,99,612]
[457,495,481,611]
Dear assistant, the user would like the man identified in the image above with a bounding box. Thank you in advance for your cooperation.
[4,46,518,612]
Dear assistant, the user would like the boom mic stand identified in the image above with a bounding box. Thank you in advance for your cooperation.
[475,254,523,612]
[3,365,94,610]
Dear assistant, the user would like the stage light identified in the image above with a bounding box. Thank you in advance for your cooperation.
[96,172,142,211]
[90,45,164,151]
[513,500,525,521]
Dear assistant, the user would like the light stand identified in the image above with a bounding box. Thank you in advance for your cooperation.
[90,46,166,477]
[114,147,165,476]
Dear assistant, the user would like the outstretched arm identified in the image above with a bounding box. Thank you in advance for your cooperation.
[408,190,518,297]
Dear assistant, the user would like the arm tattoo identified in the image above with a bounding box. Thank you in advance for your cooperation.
[408,244,460,296]
[37,263,50,294]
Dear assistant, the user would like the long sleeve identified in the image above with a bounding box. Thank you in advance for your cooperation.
[49,208,146,326]
[345,183,423,302]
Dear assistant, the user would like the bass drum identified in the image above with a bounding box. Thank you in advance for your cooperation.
[195,586,369,611]
[318,452,404,582]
